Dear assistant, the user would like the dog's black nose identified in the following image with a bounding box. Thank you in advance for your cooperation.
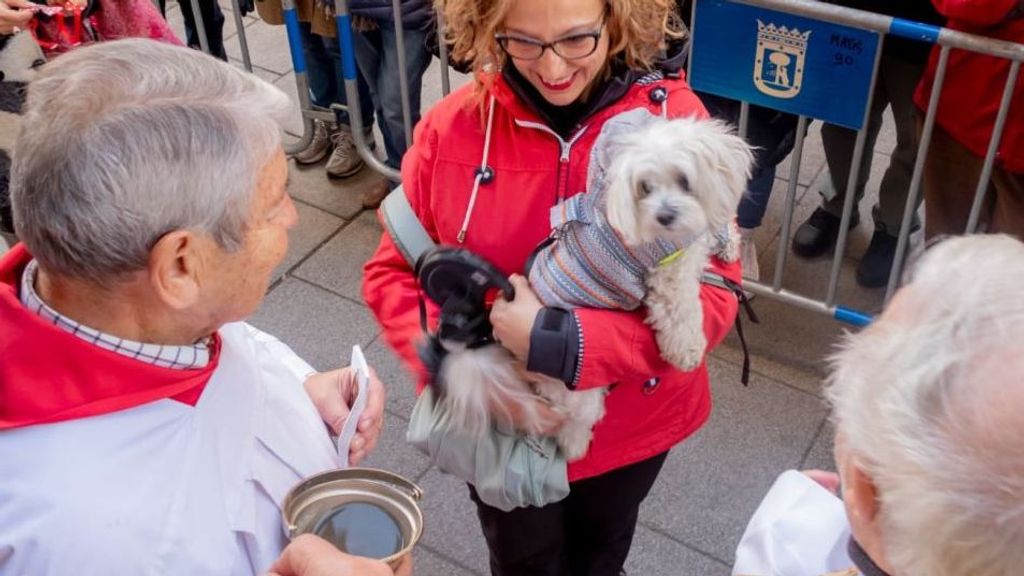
[656,210,677,227]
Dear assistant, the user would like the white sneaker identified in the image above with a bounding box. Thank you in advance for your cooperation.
[739,227,760,282]
[292,119,333,165]
[325,126,366,179]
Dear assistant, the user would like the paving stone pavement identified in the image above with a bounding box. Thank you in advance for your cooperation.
[0,10,913,574]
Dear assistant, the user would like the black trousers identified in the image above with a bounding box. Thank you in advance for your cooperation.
[469,451,669,576]
[158,0,227,61]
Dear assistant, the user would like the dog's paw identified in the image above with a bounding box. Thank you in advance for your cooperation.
[716,223,742,263]
[658,329,707,371]
[558,424,594,462]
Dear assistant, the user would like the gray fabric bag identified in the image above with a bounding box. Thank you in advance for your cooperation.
[381,189,570,512]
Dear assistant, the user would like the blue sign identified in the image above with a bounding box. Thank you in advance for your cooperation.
[690,0,880,130]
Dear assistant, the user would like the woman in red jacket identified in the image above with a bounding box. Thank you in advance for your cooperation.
[917,0,1024,239]
[362,0,741,573]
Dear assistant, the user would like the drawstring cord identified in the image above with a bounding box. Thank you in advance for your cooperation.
[457,93,498,244]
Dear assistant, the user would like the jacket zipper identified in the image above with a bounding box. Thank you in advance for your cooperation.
[514,119,589,202]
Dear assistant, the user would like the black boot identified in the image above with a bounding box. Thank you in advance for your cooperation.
[856,227,899,288]
[792,207,860,258]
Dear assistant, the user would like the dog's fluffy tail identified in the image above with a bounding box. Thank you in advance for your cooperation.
[439,344,546,437]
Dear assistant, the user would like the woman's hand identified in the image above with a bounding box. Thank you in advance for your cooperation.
[0,0,34,35]
[490,274,543,362]
[304,367,386,466]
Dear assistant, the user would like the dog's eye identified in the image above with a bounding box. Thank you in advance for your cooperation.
[677,174,690,192]
[638,181,652,198]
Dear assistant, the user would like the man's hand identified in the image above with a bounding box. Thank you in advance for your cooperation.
[802,469,841,496]
[304,366,386,466]
[0,0,34,35]
[490,275,543,362]
[268,534,402,576]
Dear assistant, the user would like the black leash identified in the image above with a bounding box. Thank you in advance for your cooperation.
[703,274,760,386]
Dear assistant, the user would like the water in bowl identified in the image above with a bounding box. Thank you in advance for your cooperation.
[312,501,404,559]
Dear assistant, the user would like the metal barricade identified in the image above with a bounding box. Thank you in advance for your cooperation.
[281,0,453,176]
[177,0,452,168]
[188,0,1021,327]
[689,0,1023,326]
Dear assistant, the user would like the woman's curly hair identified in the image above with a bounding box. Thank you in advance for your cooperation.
[438,0,684,78]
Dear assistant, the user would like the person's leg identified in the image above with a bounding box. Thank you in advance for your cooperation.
[563,452,669,576]
[989,168,1024,238]
[737,164,777,282]
[290,23,337,165]
[178,0,227,60]
[793,72,886,258]
[873,57,926,236]
[854,56,928,287]
[200,0,227,60]
[301,23,335,110]
[321,33,375,130]
[325,24,383,179]
[352,25,386,138]
[469,485,569,576]
[375,22,432,171]
[737,154,779,230]
[922,122,989,240]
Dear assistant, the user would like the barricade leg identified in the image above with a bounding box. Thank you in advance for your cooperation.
[334,0,400,181]
[229,0,253,72]
[281,0,315,155]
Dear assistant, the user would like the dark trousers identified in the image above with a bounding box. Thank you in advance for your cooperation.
[159,0,227,60]
[469,451,669,576]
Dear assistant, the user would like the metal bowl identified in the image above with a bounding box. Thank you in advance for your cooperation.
[282,468,424,569]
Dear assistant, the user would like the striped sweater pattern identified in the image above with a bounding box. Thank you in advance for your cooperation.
[528,188,688,311]
[528,108,697,311]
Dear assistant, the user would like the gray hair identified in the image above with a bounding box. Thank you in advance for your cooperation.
[11,39,292,282]
[826,234,1024,576]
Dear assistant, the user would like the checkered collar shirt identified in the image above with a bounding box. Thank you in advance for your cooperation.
[19,259,211,370]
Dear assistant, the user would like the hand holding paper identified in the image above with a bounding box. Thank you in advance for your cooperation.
[302,345,386,467]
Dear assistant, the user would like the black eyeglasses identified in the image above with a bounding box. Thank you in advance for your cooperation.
[495,13,607,61]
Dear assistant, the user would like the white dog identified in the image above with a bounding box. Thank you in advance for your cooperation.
[438,110,754,460]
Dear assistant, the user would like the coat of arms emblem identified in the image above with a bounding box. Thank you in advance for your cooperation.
[754,20,811,99]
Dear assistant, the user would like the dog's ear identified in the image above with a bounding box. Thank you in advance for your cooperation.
[603,153,643,246]
[694,120,755,229]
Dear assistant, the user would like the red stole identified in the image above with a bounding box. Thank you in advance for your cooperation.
[0,244,220,430]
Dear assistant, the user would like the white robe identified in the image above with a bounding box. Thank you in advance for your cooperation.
[733,470,855,576]
[0,323,338,576]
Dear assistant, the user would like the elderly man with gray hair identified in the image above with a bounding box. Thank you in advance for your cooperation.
[0,39,394,575]
[735,233,1024,576]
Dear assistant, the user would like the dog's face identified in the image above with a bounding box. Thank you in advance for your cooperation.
[604,117,754,246]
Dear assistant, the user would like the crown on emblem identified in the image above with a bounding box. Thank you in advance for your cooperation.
[756,19,811,49]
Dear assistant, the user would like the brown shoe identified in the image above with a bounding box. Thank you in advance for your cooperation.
[360,179,392,209]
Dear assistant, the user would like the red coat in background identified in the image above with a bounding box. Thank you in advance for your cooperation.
[915,0,1024,173]
[362,71,741,483]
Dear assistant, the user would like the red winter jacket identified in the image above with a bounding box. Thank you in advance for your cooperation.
[915,0,1024,173]
[362,71,741,482]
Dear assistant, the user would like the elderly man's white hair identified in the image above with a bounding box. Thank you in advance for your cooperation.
[10,39,291,282]
[827,234,1024,576]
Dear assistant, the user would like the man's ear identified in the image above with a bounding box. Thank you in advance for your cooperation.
[148,230,202,310]
[843,458,881,527]
[843,452,896,567]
